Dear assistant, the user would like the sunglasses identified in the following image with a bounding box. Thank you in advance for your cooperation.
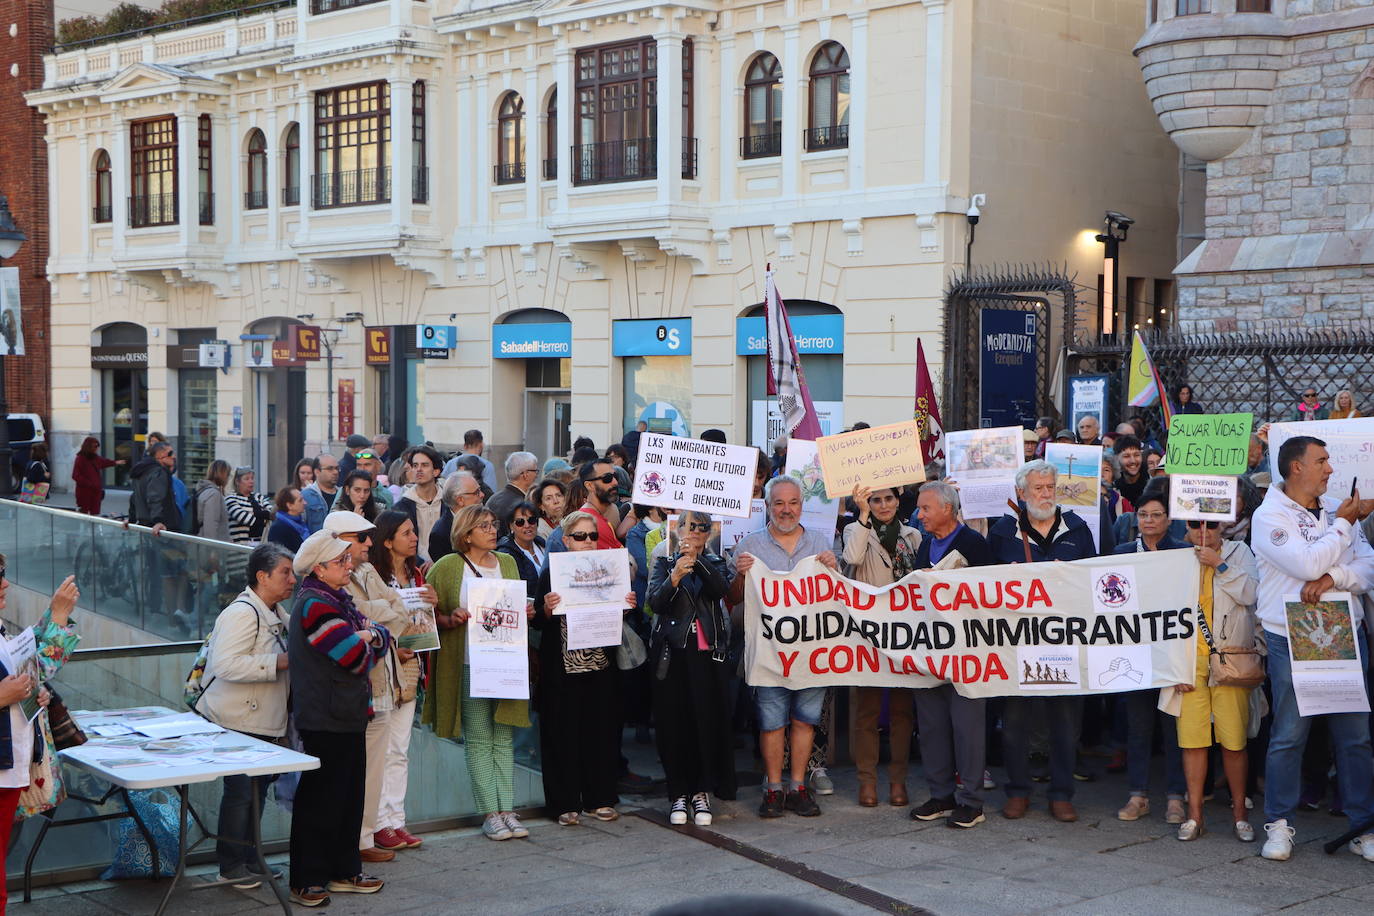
[567,531,597,542]
[686,522,712,533]
[356,451,377,460]
[341,531,372,542]
[589,472,617,484]
[512,517,537,527]
[0,566,6,582]
[1186,520,1220,530]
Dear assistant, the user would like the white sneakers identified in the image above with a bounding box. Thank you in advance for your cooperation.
[1261,819,1295,861]
[482,813,513,841]
[691,792,712,827]
[670,796,689,825]
[1350,834,1374,863]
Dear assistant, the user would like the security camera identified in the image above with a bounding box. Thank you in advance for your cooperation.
[1105,210,1134,228]
[967,193,987,225]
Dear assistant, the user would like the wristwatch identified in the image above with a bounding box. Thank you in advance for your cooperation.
[1216,562,1229,574]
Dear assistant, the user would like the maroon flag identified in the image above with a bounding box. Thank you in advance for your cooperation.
[765,270,824,441]
[914,338,946,463]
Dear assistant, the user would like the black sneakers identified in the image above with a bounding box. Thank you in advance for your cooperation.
[910,796,956,821]
[785,786,822,817]
[758,788,786,818]
[947,805,986,829]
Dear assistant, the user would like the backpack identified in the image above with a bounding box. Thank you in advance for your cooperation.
[185,600,257,712]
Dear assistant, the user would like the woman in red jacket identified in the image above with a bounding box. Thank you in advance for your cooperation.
[70,436,124,515]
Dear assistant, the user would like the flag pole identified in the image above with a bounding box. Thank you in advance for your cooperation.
[766,263,774,458]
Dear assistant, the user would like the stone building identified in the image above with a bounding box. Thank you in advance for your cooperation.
[1138,0,1374,330]
[30,0,1179,490]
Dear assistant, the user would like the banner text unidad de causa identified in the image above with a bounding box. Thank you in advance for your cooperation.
[755,570,1197,683]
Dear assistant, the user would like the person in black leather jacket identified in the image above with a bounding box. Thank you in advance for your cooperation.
[646,511,736,827]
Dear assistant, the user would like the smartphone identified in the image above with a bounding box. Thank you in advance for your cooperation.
[1352,478,1359,499]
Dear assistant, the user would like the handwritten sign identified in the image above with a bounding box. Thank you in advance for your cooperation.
[1169,474,1238,523]
[1268,417,1374,496]
[816,421,927,498]
[631,434,758,518]
[1165,413,1253,475]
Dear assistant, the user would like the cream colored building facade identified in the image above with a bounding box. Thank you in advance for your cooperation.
[32,0,1180,489]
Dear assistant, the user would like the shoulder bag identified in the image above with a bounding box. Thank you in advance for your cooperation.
[1198,603,1264,688]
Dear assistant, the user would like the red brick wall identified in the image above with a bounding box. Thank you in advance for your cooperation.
[0,0,52,422]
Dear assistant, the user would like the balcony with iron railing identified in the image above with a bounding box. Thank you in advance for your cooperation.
[243,189,267,210]
[92,204,112,224]
[282,184,300,207]
[412,166,429,204]
[128,192,177,228]
[803,124,849,152]
[741,132,782,159]
[494,162,526,185]
[310,0,381,13]
[198,191,214,225]
[571,137,698,186]
[312,166,390,208]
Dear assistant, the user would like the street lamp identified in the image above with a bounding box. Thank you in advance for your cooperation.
[0,195,27,497]
[1095,210,1133,338]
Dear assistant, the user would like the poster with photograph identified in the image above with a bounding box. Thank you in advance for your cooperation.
[0,267,23,357]
[1046,443,1103,549]
[783,438,840,537]
[395,587,440,652]
[945,426,1024,519]
[548,548,632,615]
[466,578,530,699]
[1283,591,1370,716]
[1169,474,1239,523]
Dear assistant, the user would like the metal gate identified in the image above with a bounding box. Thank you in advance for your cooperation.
[942,268,1079,431]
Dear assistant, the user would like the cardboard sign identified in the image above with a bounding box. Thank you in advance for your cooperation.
[1165,413,1252,475]
[632,433,758,518]
[815,421,926,498]
[1169,474,1238,522]
[1267,417,1374,497]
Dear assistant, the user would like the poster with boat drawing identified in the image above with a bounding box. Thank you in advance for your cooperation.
[548,548,632,614]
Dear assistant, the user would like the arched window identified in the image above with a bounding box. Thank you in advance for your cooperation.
[496,92,525,184]
[93,149,112,223]
[743,53,782,159]
[544,90,557,180]
[807,42,850,151]
[283,123,300,206]
[245,129,267,209]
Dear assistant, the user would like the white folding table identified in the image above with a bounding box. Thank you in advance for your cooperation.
[28,706,317,915]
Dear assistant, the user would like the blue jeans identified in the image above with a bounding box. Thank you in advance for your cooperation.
[754,686,827,732]
[1002,696,1083,802]
[1264,629,1374,830]
[1125,689,1186,799]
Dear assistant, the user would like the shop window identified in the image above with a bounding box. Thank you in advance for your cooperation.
[177,327,218,486]
[283,122,301,206]
[130,116,177,227]
[743,53,782,159]
[806,42,850,151]
[245,129,268,209]
[98,322,149,488]
[93,149,112,223]
[742,301,844,448]
[198,114,213,225]
[496,91,526,184]
[623,355,692,437]
[313,81,391,208]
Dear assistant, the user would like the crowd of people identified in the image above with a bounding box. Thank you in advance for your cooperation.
[60,397,1374,906]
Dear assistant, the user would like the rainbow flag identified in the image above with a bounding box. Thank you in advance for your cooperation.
[1126,330,1172,427]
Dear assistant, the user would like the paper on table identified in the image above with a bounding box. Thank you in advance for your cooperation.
[467,578,530,699]
[1283,591,1370,717]
[564,606,623,651]
[132,712,226,739]
[89,723,136,737]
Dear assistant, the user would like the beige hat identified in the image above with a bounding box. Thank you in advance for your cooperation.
[1249,471,1272,489]
[323,510,376,535]
[1022,429,1038,443]
[293,530,350,576]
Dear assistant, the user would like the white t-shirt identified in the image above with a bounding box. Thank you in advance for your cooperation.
[0,633,34,789]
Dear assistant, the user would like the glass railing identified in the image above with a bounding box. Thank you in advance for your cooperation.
[0,501,253,641]
[8,643,545,887]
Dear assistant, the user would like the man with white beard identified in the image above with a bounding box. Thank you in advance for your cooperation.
[986,460,1099,824]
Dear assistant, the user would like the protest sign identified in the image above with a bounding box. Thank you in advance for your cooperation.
[1267,417,1374,498]
[1169,474,1238,522]
[815,421,926,498]
[719,500,765,554]
[1283,592,1370,717]
[945,426,1023,519]
[466,578,530,699]
[743,551,1199,697]
[632,433,758,518]
[1165,413,1252,475]
[1046,443,1103,549]
[395,587,440,651]
[548,548,632,615]
[784,439,840,536]
[565,607,623,650]
[1069,375,1109,442]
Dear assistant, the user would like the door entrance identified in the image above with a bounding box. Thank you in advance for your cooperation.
[523,391,571,462]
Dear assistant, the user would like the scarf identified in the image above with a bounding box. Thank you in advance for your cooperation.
[298,575,369,631]
[874,519,917,579]
[277,512,309,541]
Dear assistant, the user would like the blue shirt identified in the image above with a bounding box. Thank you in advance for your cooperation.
[928,524,964,565]
[729,525,834,577]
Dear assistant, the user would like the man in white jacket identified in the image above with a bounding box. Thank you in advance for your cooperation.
[1251,434,1374,863]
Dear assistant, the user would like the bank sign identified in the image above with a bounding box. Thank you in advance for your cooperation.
[735,314,844,355]
[612,318,692,356]
[492,322,572,359]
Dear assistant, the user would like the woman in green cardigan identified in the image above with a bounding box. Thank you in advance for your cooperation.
[423,504,533,841]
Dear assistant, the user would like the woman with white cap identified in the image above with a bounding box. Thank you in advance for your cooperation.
[286,530,393,909]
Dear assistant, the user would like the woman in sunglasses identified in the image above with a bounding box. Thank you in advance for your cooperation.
[1171,514,1262,844]
[497,501,546,598]
[646,512,734,826]
[533,510,637,826]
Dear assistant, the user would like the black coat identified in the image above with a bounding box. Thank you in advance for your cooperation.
[429,505,454,564]
[497,533,546,598]
[646,553,729,652]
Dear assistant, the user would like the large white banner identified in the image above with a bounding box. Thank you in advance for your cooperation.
[744,552,1200,697]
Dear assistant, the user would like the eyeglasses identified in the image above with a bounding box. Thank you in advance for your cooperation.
[325,554,352,568]
[1304,392,1317,398]
[512,517,537,527]
[567,531,597,542]
[1186,520,1220,530]
[686,522,713,533]
[475,521,497,531]
[1136,511,1168,521]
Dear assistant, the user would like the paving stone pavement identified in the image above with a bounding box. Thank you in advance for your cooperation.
[21,759,1374,915]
